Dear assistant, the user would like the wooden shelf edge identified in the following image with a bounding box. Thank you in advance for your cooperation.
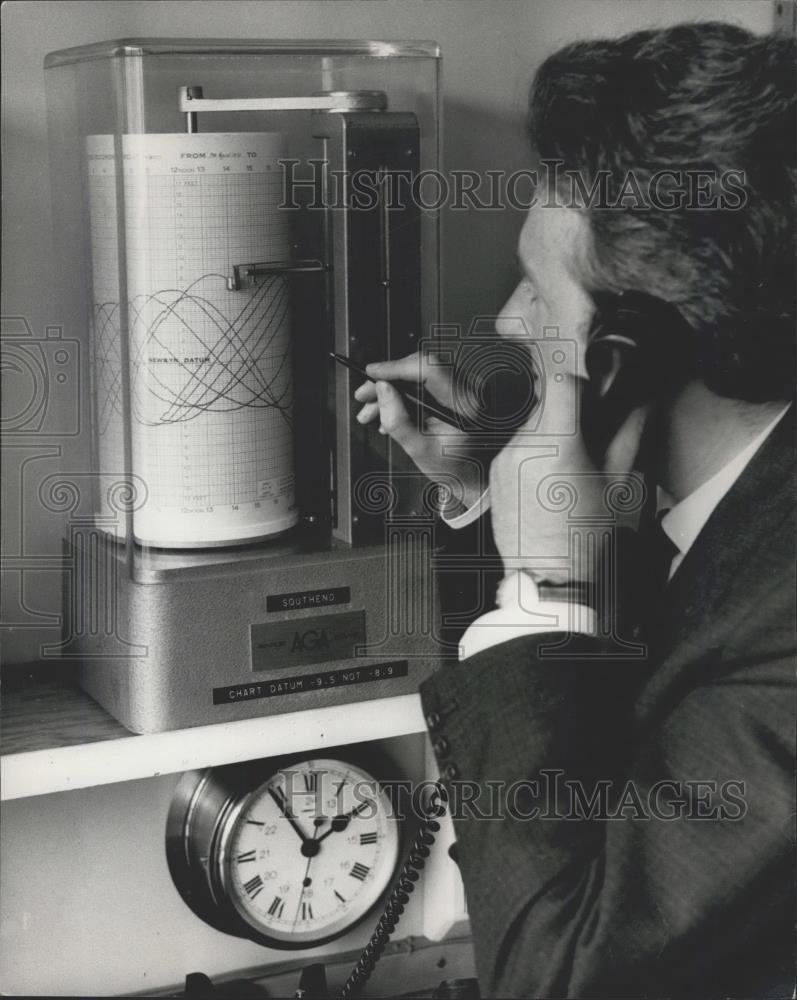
[0,693,427,801]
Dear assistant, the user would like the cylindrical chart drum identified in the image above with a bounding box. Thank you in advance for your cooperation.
[102,131,298,547]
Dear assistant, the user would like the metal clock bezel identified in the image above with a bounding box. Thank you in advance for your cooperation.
[165,749,407,950]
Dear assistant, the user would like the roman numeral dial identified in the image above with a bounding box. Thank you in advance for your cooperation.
[243,874,263,899]
[172,757,401,948]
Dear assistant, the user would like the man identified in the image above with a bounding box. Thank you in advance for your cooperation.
[355,21,795,998]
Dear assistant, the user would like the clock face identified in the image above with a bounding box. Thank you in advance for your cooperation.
[217,758,400,946]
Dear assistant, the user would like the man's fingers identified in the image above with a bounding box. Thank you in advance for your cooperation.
[374,381,422,455]
[354,380,377,403]
[365,353,423,383]
[367,353,453,406]
[356,401,380,425]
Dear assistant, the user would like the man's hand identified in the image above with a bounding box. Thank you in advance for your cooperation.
[354,352,484,512]
[489,365,647,587]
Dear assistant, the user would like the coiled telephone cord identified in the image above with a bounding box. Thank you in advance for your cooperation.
[337,798,443,998]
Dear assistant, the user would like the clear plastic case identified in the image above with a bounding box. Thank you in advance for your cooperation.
[45,39,440,562]
[44,40,444,732]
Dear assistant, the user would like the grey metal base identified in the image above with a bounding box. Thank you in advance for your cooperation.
[76,537,442,734]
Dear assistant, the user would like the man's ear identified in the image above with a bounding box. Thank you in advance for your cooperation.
[588,341,626,402]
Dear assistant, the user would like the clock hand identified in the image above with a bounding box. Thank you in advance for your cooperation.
[316,800,371,843]
[292,822,321,930]
[268,786,308,844]
[292,856,313,930]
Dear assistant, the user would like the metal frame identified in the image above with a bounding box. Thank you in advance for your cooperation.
[179,86,422,547]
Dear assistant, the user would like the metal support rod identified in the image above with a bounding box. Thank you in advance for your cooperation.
[378,167,392,350]
[227,259,327,291]
[184,85,203,133]
[178,86,387,122]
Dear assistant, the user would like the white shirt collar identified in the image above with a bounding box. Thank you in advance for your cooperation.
[657,405,789,576]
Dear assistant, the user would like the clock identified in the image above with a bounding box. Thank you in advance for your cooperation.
[165,754,402,949]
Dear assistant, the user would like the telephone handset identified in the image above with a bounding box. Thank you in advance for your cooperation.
[439,291,695,462]
[581,290,696,467]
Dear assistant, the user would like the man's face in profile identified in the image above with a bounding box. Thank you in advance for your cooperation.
[497,203,595,371]
[493,202,651,473]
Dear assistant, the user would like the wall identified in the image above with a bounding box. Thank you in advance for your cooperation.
[0,0,775,659]
[0,734,432,996]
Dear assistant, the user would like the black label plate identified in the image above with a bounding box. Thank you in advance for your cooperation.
[213,661,408,705]
[251,610,365,671]
[266,586,351,613]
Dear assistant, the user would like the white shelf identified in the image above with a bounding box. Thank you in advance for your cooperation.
[0,682,426,801]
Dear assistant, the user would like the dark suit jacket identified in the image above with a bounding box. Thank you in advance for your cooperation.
[420,406,795,998]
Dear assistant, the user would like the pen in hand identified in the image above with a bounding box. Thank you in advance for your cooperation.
[329,352,481,432]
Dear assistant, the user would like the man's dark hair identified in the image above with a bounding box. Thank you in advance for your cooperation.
[528,21,795,400]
